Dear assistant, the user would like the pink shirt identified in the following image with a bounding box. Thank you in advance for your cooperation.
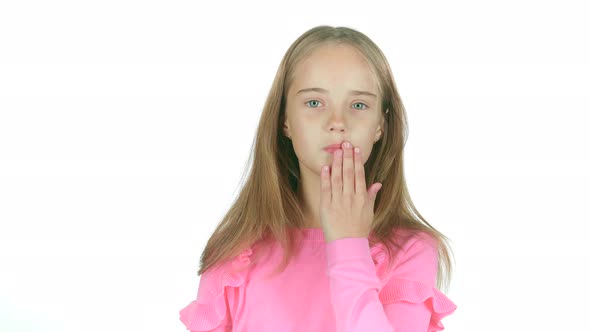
[179,227,457,332]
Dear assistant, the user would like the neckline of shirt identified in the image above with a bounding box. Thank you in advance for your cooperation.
[292,227,325,242]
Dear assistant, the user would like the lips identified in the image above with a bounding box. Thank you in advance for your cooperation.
[323,143,343,152]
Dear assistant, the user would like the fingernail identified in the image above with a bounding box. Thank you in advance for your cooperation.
[343,142,351,148]
[354,147,360,154]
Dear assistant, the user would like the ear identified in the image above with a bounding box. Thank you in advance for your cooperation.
[283,119,291,139]
[374,128,382,143]
[374,110,386,143]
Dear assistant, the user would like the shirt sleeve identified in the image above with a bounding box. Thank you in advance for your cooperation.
[179,264,234,331]
[325,235,456,332]
[179,247,253,332]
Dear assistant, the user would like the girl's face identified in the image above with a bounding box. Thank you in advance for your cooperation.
[283,43,385,176]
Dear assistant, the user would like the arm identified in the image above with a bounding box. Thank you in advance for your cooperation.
[325,235,456,332]
[325,237,396,332]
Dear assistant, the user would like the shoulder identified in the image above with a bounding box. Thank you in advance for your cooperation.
[393,228,438,272]
[398,229,438,260]
[371,228,439,285]
[392,227,438,250]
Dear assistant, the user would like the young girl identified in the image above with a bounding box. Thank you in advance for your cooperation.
[179,25,457,332]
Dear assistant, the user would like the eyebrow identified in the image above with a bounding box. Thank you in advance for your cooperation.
[296,87,377,98]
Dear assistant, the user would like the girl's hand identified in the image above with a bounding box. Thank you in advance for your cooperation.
[319,141,383,243]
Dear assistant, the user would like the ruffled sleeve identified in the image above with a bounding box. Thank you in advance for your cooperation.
[179,247,253,331]
[371,233,457,332]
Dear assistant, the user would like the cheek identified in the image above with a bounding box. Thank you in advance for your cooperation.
[355,137,376,163]
[290,126,320,160]
[293,132,317,155]
[292,121,315,143]
[355,145,370,165]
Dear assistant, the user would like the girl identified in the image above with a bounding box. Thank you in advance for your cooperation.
[179,25,457,332]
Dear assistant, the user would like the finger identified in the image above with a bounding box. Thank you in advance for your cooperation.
[354,146,367,194]
[342,142,354,196]
[320,164,332,205]
[331,148,342,200]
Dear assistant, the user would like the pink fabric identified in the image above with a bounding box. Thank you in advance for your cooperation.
[179,227,457,332]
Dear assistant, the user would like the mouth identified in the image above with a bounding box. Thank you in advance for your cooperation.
[323,146,340,153]
[323,142,344,153]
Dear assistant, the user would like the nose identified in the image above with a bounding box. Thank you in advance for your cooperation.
[329,125,346,134]
[327,110,347,134]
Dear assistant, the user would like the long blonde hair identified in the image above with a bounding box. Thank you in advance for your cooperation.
[197,25,455,292]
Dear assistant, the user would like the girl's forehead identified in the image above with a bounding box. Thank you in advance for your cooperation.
[296,52,373,78]
[290,67,379,98]
[287,45,380,96]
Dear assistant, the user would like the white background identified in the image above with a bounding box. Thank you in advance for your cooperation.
[1,1,589,331]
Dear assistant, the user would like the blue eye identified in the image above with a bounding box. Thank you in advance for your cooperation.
[305,100,322,108]
[353,102,368,110]
[305,100,369,110]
